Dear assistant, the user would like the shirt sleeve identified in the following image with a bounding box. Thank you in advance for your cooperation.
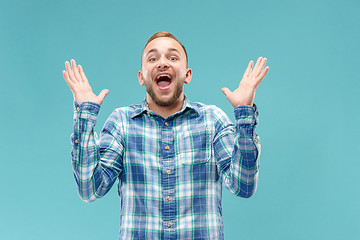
[71,101,125,202]
[213,105,261,198]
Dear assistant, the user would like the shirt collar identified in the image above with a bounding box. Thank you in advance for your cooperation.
[130,96,200,119]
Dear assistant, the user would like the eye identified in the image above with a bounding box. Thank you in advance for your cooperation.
[169,56,177,61]
[148,57,157,62]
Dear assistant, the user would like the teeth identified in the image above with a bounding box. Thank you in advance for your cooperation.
[156,74,171,80]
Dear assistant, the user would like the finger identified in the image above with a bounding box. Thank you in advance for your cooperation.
[78,65,88,83]
[63,70,75,89]
[65,61,76,82]
[255,58,267,77]
[221,87,232,98]
[243,60,253,78]
[255,66,269,85]
[98,89,110,104]
[71,59,82,81]
[252,57,263,75]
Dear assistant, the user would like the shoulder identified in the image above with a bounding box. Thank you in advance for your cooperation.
[112,103,142,117]
[104,103,143,125]
[188,100,230,120]
[188,101,233,137]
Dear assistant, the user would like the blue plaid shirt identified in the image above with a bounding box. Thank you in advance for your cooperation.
[71,98,261,240]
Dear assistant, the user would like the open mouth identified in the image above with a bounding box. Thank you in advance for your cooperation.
[155,73,173,90]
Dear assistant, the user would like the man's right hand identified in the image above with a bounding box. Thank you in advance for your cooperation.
[63,59,109,105]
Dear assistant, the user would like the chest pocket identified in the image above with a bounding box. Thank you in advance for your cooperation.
[176,127,212,165]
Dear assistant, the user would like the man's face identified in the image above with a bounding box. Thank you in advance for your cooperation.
[138,37,192,107]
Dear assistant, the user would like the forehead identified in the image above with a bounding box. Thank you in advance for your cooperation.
[143,37,185,57]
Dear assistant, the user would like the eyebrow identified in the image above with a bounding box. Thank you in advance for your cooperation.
[145,48,181,57]
[168,48,180,54]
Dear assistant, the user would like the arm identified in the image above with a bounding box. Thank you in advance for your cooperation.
[63,59,122,202]
[71,102,124,202]
[215,57,268,197]
[213,105,260,198]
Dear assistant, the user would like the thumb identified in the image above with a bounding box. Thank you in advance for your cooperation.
[221,87,232,98]
[98,89,109,104]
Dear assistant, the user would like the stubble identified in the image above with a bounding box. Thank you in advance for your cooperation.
[145,80,184,107]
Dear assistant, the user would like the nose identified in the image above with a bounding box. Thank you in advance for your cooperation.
[157,56,169,70]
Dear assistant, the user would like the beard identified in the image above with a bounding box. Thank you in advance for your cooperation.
[145,80,184,107]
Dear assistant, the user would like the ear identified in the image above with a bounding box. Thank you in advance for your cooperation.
[184,68,192,84]
[138,70,145,86]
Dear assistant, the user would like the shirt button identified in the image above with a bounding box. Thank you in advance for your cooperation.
[167,222,172,227]
[76,107,80,111]
[164,122,169,126]
[166,170,171,175]
[167,196,172,201]
[75,139,79,144]
[165,145,170,150]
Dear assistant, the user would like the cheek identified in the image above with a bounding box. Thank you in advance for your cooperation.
[178,68,187,78]
[142,65,155,79]
[142,68,150,80]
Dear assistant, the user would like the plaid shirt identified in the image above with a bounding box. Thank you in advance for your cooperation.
[71,98,261,240]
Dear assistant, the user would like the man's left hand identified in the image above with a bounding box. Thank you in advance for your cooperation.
[222,57,269,107]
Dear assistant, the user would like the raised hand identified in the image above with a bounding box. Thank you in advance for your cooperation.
[63,59,109,105]
[221,57,269,107]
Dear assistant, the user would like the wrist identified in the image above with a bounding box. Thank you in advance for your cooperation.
[74,101,101,116]
[234,104,258,125]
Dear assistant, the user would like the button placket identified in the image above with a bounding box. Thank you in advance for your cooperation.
[160,119,176,231]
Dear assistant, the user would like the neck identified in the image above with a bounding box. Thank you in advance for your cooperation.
[146,95,185,119]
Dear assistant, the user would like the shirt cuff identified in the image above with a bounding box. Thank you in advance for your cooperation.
[73,101,101,121]
[234,104,259,125]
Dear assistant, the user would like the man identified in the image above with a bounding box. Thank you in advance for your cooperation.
[63,32,269,239]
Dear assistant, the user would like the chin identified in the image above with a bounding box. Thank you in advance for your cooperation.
[153,95,181,107]
[146,82,184,107]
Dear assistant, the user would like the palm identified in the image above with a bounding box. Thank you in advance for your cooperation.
[63,59,109,105]
[222,57,269,107]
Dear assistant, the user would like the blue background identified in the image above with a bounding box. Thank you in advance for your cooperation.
[1,0,359,239]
